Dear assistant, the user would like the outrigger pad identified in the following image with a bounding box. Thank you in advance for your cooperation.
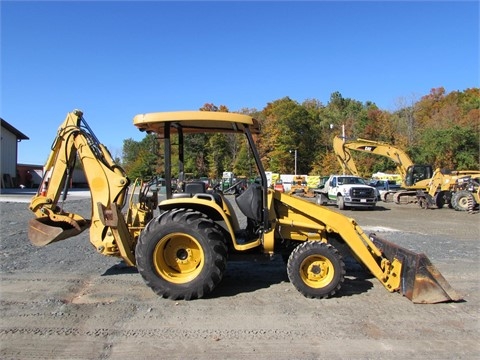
[369,234,463,304]
[28,218,90,247]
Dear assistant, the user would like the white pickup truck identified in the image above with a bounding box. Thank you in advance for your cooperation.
[314,175,377,210]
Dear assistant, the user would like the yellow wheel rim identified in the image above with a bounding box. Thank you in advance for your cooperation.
[299,255,335,288]
[153,232,204,284]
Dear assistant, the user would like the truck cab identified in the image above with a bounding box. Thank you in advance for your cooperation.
[368,179,401,200]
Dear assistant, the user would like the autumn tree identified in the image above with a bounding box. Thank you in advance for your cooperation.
[120,88,479,181]
[411,87,480,170]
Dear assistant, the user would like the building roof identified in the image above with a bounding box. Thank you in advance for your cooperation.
[0,118,29,140]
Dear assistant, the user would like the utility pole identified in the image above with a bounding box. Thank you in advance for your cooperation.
[290,149,297,175]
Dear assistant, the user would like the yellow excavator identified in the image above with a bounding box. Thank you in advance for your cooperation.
[333,135,480,207]
[333,136,433,203]
[28,110,461,303]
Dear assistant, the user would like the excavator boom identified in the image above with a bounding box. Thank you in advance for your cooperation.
[333,136,414,179]
[333,136,438,204]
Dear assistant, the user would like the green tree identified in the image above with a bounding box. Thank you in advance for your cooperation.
[205,133,231,179]
[311,92,376,175]
[183,133,209,177]
[122,133,160,179]
[199,103,233,179]
[415,126,479,170]
[260,97,317,174]
[233,139,255,177]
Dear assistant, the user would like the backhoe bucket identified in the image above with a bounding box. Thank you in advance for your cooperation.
[28,217,90,247]
[369,234,463,304]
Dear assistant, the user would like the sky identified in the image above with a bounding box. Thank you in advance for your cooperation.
[1,0,479,165]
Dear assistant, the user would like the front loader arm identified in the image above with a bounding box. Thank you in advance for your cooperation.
[270,192,393,285]
[270,191,462,303]
[28,110,137,264]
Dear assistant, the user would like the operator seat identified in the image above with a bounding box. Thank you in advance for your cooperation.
[173,181,224,208]
[235,183,262,222]
[184,181,206,194]
[172,181,206,199]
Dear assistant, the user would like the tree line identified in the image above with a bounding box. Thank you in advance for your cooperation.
[121,87,480,180]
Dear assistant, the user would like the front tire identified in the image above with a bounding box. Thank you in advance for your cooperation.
[135,209,227,300]
[337,195,346,210]
[287,241,345,299]
[435,191,446,208]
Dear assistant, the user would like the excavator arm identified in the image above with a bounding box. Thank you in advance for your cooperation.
[28,110,151,266]
[333,135,414,179]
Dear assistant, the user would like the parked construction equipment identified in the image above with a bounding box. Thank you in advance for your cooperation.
[449,175,480,213]
[333,136,480,208]
[27,110,461,303]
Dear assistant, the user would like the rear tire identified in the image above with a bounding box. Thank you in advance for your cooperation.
[316,193,327,205]
[451,190,474,211]
[287,241,345,299]
[135,209,227,300]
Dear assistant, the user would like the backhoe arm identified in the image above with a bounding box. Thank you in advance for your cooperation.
[28,110,137,265]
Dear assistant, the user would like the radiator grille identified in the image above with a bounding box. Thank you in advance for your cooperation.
[351,187,375,198]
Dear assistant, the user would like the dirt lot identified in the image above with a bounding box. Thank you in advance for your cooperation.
[1,192,479,359]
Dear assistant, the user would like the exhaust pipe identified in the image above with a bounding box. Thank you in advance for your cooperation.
[370,234,463,304]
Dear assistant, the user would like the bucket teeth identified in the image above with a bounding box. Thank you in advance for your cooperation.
[370,234,463,304]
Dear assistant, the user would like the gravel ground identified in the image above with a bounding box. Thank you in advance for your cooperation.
[0,192,479,359]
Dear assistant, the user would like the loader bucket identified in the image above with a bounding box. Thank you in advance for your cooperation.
[369,234,463,304]
[28,217,90,247]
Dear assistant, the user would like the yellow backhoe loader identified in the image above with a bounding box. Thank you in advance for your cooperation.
[415,170,480,210]
[444,174,480,213]
[28,110,461,303]
[288,175,314,197]
[333,135,480,207]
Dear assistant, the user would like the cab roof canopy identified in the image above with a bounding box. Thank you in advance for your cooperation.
[133,111,260,137]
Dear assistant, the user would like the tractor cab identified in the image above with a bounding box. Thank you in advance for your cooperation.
[134,111,268,248]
